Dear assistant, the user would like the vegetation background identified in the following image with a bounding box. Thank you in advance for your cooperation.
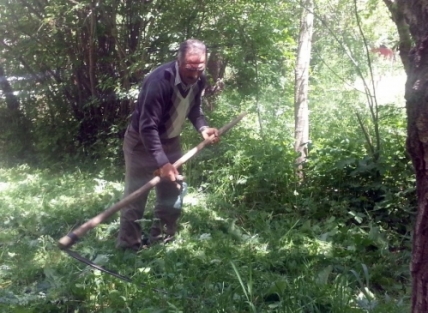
[0,0,414,312]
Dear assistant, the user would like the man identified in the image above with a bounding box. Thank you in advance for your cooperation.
[117,39,219,251]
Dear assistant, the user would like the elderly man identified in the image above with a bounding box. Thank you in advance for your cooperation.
[117,39,219,251]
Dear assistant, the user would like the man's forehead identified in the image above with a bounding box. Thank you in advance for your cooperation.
[183,52,206,62]
[181,52,206,69]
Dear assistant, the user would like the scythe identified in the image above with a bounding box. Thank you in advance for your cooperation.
[57,112,247,286]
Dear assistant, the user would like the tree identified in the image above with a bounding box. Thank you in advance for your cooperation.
[0,0,297,163]
[0,65,19,111]
[383,0,428,311]
[294,0,314,179]
[0,64,33,162]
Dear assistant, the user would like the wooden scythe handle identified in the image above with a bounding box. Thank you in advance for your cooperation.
[58,112,247,249]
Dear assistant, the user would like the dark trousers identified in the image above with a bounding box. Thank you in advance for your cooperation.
[117,125,183,250]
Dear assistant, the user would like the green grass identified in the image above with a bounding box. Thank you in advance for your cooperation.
[0,164,410,312]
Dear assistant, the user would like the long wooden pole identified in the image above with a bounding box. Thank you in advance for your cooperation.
[58,112,247,249]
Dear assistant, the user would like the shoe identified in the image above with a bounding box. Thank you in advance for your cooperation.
[116,232,149,251]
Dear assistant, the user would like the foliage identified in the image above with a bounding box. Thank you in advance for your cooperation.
[302,106,415,235]
[0,0,296,165]
[0,0,414,311]
[0,164,410,312]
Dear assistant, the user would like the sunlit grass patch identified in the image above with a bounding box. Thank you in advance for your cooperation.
[0,164,410,312]
[0,165,125,311]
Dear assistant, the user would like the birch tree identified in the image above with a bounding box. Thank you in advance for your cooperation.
[294,0,314,179]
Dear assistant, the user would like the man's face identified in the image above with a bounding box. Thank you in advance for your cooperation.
[178,51,206,86]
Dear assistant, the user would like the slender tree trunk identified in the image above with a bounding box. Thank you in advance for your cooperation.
[0,65,33,161]
[294,0,314,179]
[384,1,428,311]
[205,50,226,94]
[0,65,20,111]
[89,0,97,97]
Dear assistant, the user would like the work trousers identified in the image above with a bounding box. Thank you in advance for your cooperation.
[117,125,184,250]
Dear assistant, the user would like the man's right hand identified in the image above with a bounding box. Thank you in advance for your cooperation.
[201,127,220,144]
[159,163,179,181]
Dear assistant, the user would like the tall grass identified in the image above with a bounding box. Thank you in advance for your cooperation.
[0,164,409,312]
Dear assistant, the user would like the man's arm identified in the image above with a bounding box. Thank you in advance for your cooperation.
[188,81,219,143]
[138,81,170,168]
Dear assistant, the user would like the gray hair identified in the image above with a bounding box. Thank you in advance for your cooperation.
[177,39,206,64]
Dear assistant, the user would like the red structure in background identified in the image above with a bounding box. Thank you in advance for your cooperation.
[371,45,395,61]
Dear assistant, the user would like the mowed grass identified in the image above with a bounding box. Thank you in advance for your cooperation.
[0,164,410,312]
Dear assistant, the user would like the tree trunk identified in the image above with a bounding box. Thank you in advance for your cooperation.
[0,65,33,162]
[204,49,227,111]
[407,67,428,313]
[382,0,412,74]
[294,0,314,179]
[88,0,97,98]
[0,65,20,111]
[385,1,428,311]
[406,44,428,311]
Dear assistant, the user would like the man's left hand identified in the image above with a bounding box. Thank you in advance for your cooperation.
[201,127,220,144]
